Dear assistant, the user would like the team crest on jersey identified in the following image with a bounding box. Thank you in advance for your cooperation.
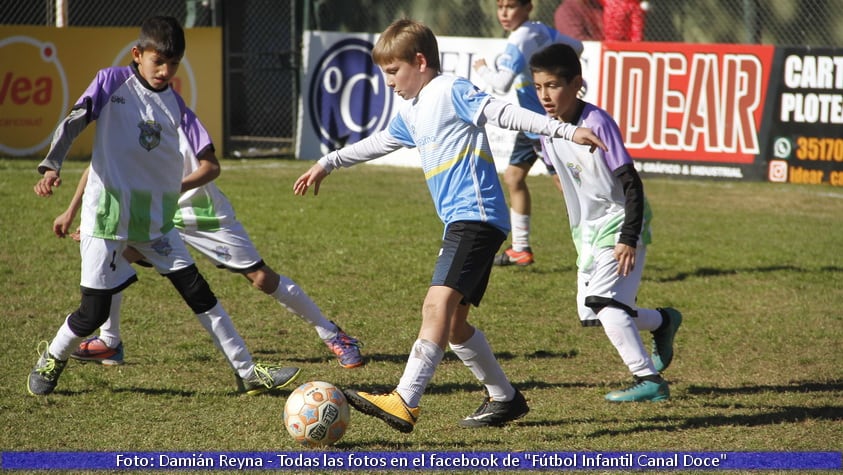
[137,120,162,151]
[567,162,583,186]
[214,245,232,262]
[151,236,173,256]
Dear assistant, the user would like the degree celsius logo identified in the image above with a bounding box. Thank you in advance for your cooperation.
[0,36,69,156]
[308,38,392,152]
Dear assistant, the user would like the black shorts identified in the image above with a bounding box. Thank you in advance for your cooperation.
[431,221,507,307]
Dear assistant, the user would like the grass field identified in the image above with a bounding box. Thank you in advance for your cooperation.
[0,158,841,474]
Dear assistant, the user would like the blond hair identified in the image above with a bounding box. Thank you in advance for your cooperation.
[372,19,441,71]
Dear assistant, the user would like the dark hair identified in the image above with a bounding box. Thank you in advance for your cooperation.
[137,16,185,59]
[372,19,441,71]
[529,43,582,81]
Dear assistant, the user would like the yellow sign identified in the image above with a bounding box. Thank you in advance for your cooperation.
[0,25,222,158]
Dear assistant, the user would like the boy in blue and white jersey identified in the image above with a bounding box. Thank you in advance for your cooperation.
[29,16,300,396]
[473,0,583,267]
[530,43,683,402]
[294,19,606,432]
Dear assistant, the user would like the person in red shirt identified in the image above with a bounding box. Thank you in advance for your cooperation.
[603,0,647,41]
[554,0,605,41]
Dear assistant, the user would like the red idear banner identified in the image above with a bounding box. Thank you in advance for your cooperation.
[599,42,775,166]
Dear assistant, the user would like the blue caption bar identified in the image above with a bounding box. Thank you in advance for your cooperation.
[2,451,841,471]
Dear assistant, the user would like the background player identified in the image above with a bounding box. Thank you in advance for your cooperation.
[473,0,583,266]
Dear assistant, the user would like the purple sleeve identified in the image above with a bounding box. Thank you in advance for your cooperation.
[80,66,133,121]
[584,104,633,173]
[176,94,214,156]
[37,67,132,173]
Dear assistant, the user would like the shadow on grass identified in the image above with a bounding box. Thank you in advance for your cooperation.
[646,265,805,283]
[424,378,601,396]
[587,405,843,436]
[104,386,299,398]
[278,350,579,366]
[335,439,484,450]
[110,387,196,397]
[685,380,843,395]
[646,264,843,283]
[584,380,843,436]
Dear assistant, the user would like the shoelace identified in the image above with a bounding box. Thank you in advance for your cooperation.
[329,333,361,347]
[469,397,493,417]
[34,341,60,380]
[625,377,651,391]
[252,363,282,388]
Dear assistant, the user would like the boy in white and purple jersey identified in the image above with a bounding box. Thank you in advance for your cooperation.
[29,16,300,396]
[294,19,606,432]
[54,154,364,369]
[473,0,584,267]
[530,43,683,402]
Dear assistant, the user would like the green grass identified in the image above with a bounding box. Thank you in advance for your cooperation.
[1,158,841,474]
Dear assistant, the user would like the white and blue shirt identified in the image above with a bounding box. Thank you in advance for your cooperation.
[495,22,583,115]
[387,75,510,235]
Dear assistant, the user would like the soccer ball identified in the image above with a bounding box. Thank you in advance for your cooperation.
[283,381,350,447]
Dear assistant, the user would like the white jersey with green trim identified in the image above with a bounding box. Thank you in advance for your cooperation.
[174,149,236,232]
[541,103,652,271]
[39,65,214,242]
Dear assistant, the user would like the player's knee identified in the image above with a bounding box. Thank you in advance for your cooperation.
[586,296,637,319]
[68,291,113,336]
[247,267,280,294]
[503,169,521,187]
[165,264,217,314]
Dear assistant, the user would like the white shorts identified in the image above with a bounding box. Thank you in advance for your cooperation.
[576,245,647,323]
[179,221,262,272]
[80,228,195,291]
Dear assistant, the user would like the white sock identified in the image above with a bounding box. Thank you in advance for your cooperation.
[195,302,254,378]
[510,209,530,251]
[97,293,123,348]
[450,329,515,401]
[396,339,443,408]
[48,316,86,360]
[272,275,337,340]
[634,308,663,332]
[599,306,657,377]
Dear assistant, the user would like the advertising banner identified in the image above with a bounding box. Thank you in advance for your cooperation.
[299,32,843,186]
[601,41,775,180]
[760,46,843,185]
[0,26,222,159]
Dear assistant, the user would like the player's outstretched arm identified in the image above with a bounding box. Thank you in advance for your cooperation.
[573,127,608,153]
[34,169,61,197]
[293,163,329,196]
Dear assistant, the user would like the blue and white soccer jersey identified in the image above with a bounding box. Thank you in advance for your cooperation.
[39,65,213,290]
[387,75,510,236]
[495,22,583,168]
[541,103,653,324]
[498,22,582,116]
